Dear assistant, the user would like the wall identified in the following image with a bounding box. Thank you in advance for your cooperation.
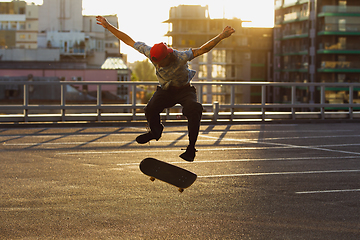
[38,0,82,32]
[0,48,60,61]
[0,68,118,92]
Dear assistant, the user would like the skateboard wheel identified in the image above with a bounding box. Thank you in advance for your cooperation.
[150,177,155,182]
[178,188,184,193]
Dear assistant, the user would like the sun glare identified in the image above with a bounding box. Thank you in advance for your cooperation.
[23,0,275,62]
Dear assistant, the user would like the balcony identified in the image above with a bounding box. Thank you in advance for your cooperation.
[283,62,308,72]
[319,61,360,73]
[282,28,309,40]
[319,5,360,17]
[283,11,309,23]
[318,23,360,35]
[318,42,360,54]
[282,45,308,55]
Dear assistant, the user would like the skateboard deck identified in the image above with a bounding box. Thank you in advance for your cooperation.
[139,158,197,192]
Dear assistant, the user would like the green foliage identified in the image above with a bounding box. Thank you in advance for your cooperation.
[131,59,157,81]
[131,72,139,81]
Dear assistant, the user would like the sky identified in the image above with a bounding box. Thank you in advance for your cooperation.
[20,0,275,63]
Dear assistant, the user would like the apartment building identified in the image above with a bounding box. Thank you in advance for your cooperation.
[1,0,121,65]
[16,2,38,49]
[0,1,38,49]
[0,1,25,48]
[274,0,360,105]
[0,0,25,14]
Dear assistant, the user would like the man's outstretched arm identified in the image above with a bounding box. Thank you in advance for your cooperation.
[96,16,135,48]
[192,26,235,58]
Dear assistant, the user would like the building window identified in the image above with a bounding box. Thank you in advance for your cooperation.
[339,0,347,12]
[212,50,226,63]
[339,19,346,31]
[117,85,128,95]
[212,65,226,79]
[338,74,346,82]
[198,65,207,78]
[11,22,17,30]
[231,66,235,78]
[118,75,127,81]
[339,37,346,49]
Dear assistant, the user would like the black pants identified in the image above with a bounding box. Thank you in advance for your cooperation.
[144,85,203,148]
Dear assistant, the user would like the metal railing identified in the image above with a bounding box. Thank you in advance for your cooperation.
[1,81,360,124]
[321,5,360,14]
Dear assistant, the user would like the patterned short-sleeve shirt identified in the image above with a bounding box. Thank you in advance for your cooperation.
[133,41,196,90]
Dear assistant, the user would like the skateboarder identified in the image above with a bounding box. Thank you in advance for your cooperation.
[96,15,235,162]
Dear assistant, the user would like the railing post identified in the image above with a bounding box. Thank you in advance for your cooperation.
[166,108,170,121]
[213,101,219,123]
[198,84,203,104]
[23,83,28,122]
[261,85,266,122]
[291,85,296,120]
[230,85,235,121]
[97,84,102,122]
[349,85,353,120]
[132,84,137,120]
[61,83,66,122]
[320,85,325,120]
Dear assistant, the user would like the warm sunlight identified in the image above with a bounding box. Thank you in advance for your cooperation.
[23,0,275,62]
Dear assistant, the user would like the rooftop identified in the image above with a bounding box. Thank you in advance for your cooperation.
[101,57,128,70]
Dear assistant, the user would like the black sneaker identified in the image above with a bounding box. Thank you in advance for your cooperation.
[136,132,158,144]
[136,125,163,144]
[179,146,197,162]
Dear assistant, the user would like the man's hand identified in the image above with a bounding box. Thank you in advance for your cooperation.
[192,26,235,58]
[96,16,110,29]
[220,26,235,39]
[95,15,135,47]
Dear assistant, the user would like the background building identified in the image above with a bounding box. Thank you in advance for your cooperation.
[248,27,273,103]
[0,0,26,48]
[274,0,360,105]
[0,0,130,105]
[0,0,122,66]
[16,2,38,49]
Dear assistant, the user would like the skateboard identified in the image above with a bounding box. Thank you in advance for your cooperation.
[139,158,197,193]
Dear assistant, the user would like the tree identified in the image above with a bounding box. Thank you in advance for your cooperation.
[131,59,157,81]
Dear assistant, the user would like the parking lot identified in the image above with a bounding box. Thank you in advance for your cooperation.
[1,123,360,239]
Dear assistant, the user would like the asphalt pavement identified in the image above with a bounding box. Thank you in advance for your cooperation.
[1,123,360,239]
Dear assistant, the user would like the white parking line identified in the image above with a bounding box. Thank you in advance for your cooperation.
[198,134,360,156]
[296,189,360,194]
[4,139,360,151]
[115,155,359,166]
[198,169,360,178]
